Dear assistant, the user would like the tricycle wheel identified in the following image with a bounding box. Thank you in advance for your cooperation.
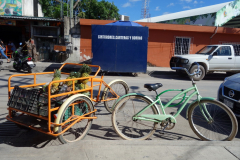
[103,80,129,113]
[57,96,94,144]
[28,69,32,73]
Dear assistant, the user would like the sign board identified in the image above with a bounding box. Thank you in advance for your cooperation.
[160,13,216,26]
[54,45,66,52]
[215,0,240,26]
[92,25,148,73]
[0,0,22,16]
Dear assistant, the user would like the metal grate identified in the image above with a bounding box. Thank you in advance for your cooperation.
[223,86,240,101]
[174,37,191,55]
[233,45,240,56]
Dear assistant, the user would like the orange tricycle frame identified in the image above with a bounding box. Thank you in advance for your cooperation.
[6,63,120,137]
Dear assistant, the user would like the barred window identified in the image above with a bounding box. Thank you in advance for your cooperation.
[174,37,191,55]
[233,45,240,56]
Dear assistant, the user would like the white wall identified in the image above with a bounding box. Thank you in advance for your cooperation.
[38,3,44,17]
[22,0,44,17]
[22,0,34,16]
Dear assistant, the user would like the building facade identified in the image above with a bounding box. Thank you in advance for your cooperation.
[0,0,63,61]
[80,19,240,67]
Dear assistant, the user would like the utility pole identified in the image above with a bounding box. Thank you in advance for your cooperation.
[70,0,73,18]
[61,0,63,19]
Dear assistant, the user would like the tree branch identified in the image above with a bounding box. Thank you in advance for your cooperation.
[74,0,81,9]
[54,0,80,9]
[55,0,62,3]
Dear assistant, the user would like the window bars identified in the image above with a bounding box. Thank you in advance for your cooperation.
[174,37,191,55]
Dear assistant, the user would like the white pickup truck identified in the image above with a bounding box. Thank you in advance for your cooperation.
[170,44,240,81]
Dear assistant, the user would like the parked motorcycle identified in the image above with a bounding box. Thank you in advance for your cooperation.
[12,43,36,73]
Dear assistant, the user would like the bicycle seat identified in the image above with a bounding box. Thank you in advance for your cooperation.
[144,83,163,91]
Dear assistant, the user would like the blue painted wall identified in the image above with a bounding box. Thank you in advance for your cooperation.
[92,25,148,73]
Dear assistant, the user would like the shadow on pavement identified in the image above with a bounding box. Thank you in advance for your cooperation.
[153,130,200,140]
[41,63,137,77]
[88,124,119,140]
[0,121,62,148]
[149,71,228,81]
[43,63,64,72]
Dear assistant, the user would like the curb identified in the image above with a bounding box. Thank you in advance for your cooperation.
[0,62,172,74]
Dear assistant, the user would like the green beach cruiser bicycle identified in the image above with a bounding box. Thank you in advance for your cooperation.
[112,63,238,141]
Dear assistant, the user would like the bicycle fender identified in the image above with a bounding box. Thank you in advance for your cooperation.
[102,79,129,100]
[112,93,160,114]
[186,97,215,119]
[53,94,94,133]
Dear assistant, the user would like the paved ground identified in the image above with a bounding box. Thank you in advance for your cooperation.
[0,60,240,159]
[0,140,240,160]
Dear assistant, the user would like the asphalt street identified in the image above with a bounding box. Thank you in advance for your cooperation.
[0,65,239,159]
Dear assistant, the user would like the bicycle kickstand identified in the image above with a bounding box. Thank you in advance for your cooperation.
[159,124,169,135]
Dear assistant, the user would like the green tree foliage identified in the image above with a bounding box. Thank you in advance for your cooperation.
[38,0,55,18]
[78,0,120,20]
[39,0,120,20]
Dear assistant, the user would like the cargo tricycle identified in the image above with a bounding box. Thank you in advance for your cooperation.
[6,63,129,144]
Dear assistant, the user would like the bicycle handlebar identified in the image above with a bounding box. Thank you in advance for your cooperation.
[100,70,109,76]
[172,62,200,77]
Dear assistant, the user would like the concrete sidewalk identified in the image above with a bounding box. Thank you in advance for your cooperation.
[0,140,239,160]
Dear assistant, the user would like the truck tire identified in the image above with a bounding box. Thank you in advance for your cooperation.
[190,65,205,81]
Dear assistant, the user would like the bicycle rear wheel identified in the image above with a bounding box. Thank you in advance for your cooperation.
[188,99,238,141]
[112,95,158,140]
[104,80,129,113]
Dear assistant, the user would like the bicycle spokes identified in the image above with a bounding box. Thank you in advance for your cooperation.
[198,102,213,122]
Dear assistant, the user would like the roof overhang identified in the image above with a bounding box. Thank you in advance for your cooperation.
[222,15,240,27]
[0,15,62,21]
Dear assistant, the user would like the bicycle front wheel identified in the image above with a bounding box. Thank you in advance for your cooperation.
[104,80,129,113]
[57,96,94,144]
[112,95,158,140]
[188,100,238,141]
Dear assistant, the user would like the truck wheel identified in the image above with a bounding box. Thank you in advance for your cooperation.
[190,65,205,81]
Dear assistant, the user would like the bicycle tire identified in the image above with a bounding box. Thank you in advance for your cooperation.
[188,99,238,141]
[104,80,129,113]
[112,95,158,140]
[57,96,94,144]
